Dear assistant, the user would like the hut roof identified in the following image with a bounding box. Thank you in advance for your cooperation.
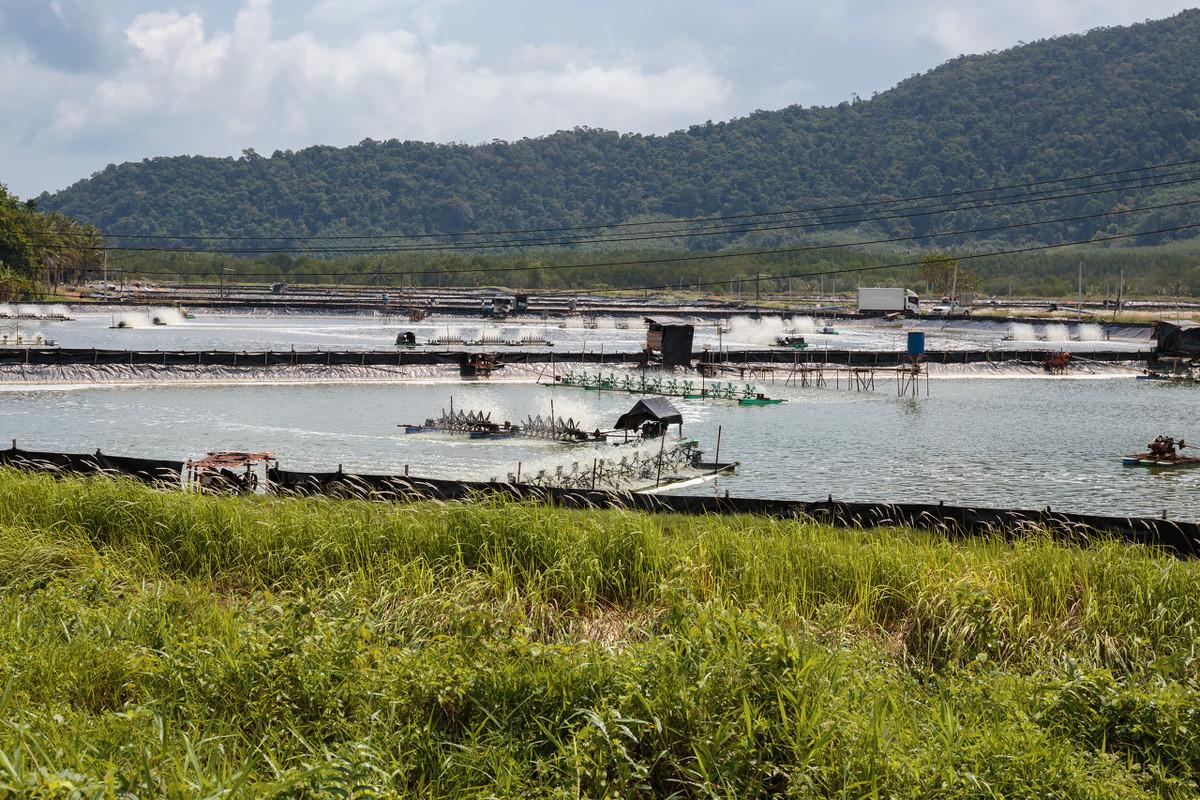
[614,398,683,430]
[186,451,274,470]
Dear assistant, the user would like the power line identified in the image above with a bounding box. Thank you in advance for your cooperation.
[102,197,1200,280]
[41,156,1200,243]
[36,171,1200,256]
[590,219,1200,296]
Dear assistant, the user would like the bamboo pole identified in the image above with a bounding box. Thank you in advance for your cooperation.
[656,431,667,487]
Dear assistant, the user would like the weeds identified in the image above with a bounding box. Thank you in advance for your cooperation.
[0,468,1197,797]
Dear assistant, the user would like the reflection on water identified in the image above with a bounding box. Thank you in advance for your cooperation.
[1,377,1196,520]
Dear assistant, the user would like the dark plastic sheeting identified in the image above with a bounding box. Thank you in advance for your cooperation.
[0,446,183,486]
[3,447,1195,557]
[0,348,1155,368]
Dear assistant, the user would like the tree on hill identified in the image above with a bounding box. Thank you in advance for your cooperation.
[33,10,1200,255]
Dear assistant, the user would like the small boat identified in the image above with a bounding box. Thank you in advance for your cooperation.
[819,326,839,335]
[738,395,784,406]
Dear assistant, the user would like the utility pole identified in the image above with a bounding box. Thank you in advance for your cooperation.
[1114,269,1124,319]
[755,273,761,303]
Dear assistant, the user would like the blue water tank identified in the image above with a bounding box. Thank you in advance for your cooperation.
[907,331,926,356]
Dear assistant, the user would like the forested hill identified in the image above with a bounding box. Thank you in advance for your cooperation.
[38,10,1200,246]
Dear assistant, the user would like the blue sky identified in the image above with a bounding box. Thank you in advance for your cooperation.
[1,0,1193,198]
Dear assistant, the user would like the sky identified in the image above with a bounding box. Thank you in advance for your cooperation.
[1,1,1194,198]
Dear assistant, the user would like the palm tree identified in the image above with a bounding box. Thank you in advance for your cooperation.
[35,213,104,294]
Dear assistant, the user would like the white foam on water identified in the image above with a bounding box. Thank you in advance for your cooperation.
[1075,323,1104,341]
[1007,322,1037,341]
[114,312,153,329]
[1041,324,1070,342]
[151,307,187,325]
[726,315,786,345]
[788,316,816,333]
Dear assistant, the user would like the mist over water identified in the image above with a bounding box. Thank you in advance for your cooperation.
[151,308,187,325]
[114,312,153,329]
[1042,324,1071,342]
[1076,323,1104,341]
[1008,323,1037,340]
[726,316,786,345]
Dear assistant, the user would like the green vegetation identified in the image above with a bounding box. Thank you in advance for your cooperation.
[40,11,1200,252]
[27,11,1200,297]
[1,468,1198,797]
[103,237,1200,299]
[0,184,103,298]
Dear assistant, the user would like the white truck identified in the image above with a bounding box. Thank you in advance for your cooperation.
[857,287,920,316]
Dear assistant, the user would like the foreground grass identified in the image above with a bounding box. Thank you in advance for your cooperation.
[0,469,1198,798]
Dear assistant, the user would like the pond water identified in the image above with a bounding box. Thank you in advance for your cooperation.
[2,374,1195,520]
[1,308,1150,354]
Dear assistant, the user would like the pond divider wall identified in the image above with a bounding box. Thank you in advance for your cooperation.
[3,445,1195,558]
[0,348,1155,368]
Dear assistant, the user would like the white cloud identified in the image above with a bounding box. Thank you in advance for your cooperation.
[2,0,1194,197]
[847,0,1192,58]
[37,0,730,164]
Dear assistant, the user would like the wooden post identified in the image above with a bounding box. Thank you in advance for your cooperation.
[655,431,666,487]
[516,462,521,483]
[714,425,722,465]
[591,458,598,490]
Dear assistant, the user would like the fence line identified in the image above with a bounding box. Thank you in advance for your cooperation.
[0,347,1155,368]
[2,444,1195,558]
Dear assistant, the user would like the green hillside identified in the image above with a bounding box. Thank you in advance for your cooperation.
[37,10,1200,249]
